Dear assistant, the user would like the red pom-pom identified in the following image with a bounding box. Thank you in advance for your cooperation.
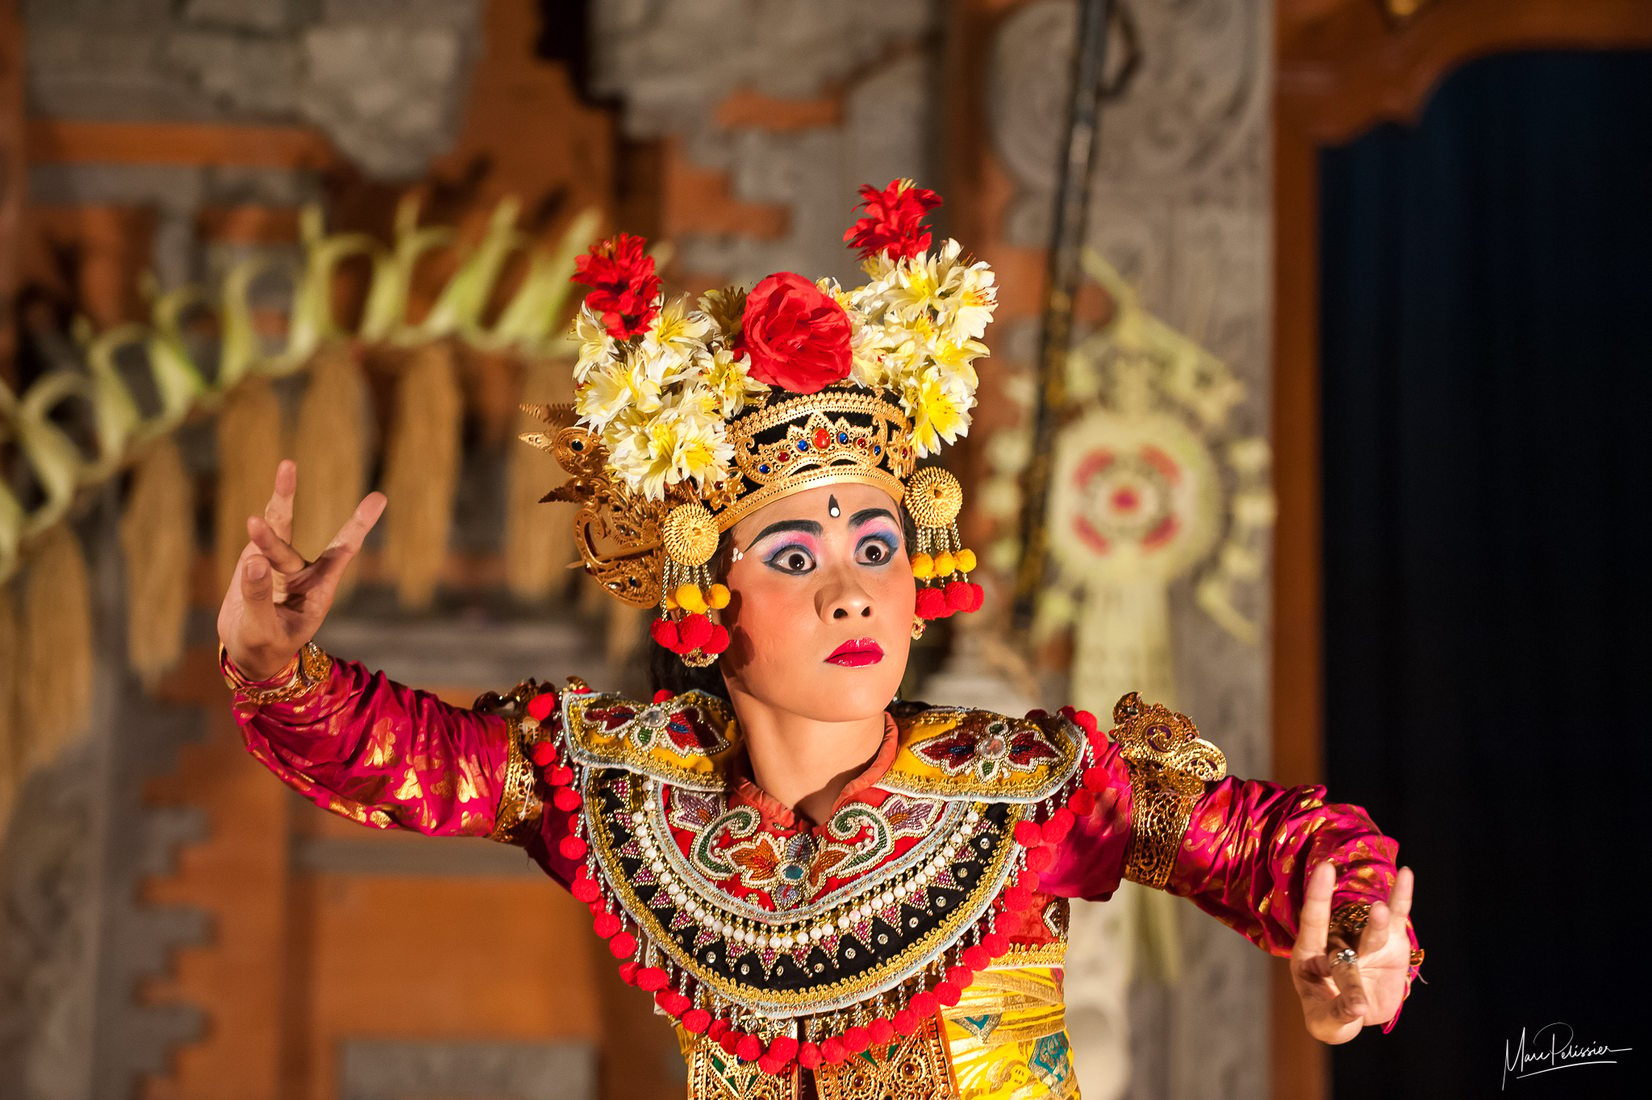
[548,764,574,786]
[821,1037,848,1064]
[636,966,668,992]
[1002,883,1033,911]
[1019,870,1041,893]
[945,580,972,612]
[571,877,600,904]
[1013,820,1042,847]
[617,960,640,985]
[653,688,673,703]
[963,945,991,970]
[678,613,712,650]
[798,1043,823,1069]
[1070,788,1097,816]
[993,910,1018,937]
[527,692,558,721]
[592,911,621,938]
[1025,845,1055,872]
[608,932,637,958]
[982,930,1010,956]
[682,1009,711,1034]
[529,741,557,767]
[736,1035,763,1062]
[758,1055,784,1075]
[892,1008,918,1035]
[1083,766,1110,791]
[909,992,938,1018]
[706,1019,730,1041]
[657,990,691,1016]
[559,835,588,861]
[718,1029,742,1055]
[843,1026,871,1053]
[553,787,582,812]
[915,587,947,619]
[964,582,985,611]
[1073,708,1098,734]
[868,1018,895,1045]
[767,1037,799,1063]
[649,618,681,650]
[1041,807,1075,844]
[702,624,730,655]
[946,965,974,989]
[935,980,962,1007]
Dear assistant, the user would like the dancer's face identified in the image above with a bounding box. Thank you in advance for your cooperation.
[720,482,914,723]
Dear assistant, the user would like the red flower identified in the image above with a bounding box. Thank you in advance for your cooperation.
[572,233,661,339]
[740,272,852,394]
[844,179,943,261]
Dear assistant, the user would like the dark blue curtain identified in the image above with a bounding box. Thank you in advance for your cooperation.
[1319,52,1652,1098]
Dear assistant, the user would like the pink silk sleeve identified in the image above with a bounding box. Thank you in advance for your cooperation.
[1038,731,1134,901]
[232,656,510,839]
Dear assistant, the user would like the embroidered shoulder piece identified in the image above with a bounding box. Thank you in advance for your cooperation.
[884,708,1084,803]
[1110,692,1226,890]
[562,689,741,791]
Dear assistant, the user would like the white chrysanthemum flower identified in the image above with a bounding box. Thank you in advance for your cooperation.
[641,297,714,375]
[900,365,974,457]
[935,249,997,342]
[604,395,734,499]
[572,304,618,383]
[703,346,768,418]
[574,351,668,431]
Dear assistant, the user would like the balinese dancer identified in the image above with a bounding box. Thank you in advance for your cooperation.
[217,181,1420,1099]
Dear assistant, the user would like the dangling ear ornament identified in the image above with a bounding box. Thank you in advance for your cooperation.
[653,502,731,667]
[906,467,984,621]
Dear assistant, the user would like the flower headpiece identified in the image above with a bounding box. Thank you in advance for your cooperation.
[523,181,995,663]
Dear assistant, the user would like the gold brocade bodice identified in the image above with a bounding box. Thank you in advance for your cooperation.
[680,949,1079,1100]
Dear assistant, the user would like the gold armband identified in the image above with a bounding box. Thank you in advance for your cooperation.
[489,715,545,845]
[1111,692,1227,890]
[220,642,333,705]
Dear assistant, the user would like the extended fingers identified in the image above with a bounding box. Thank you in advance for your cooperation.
[1293,861,1336,959]
[326,491,387,557]
[263,459,298,543]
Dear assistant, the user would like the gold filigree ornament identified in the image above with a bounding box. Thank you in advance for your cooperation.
[1109,692,1226,890]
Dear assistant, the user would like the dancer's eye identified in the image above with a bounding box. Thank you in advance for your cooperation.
[856,533,898,566]
[766,545,816,574]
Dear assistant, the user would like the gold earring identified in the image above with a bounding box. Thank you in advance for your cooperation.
[910,616,926,641]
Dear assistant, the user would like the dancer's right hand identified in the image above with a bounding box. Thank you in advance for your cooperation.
[216,459,387,681]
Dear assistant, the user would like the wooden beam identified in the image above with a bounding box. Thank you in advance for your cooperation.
[26,119,342,170]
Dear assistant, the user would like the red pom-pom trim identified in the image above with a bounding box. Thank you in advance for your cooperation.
[1019,870,1041,893]
[1013,820,1042,847]
[657,990,691,1016]
[617,960,640,985]
[945,580,972,612]
[682,1009,711,1034]
[707,1019,730,1041]
[553,787,582,812]
[592,911,621,938]
[736,1034,763,1062]
[718,1029,741,1055]
[529,742,557,767]
[768,1037,799,1063]
[550,764,575,786]
[758,1055,784,1075]
[678,613,713,650]
[527,692,558,721]
[608,932,636,958]
[1073,708,1098,734]
[1041,807,1075,844]
[868,1018,896,1045]
[982,930,1011,956]
[1083,766,1110,791]
[1025,845,1055,872]
[963,945,990,970]
[559,835,588,861]
[843,1026,871,1053]
[653,688,673,703]
[798,1043,823,1069]
[649,618,681,650]
[915,587,948,619]
[909,991,938,1018]
[1070,788,1097,816]
[636,966,668,992]
[945,965,974,989]
[892,1008,918,1035]
[821,1037,848,1064]
[703,624,730,655]
[935,980,962,1007]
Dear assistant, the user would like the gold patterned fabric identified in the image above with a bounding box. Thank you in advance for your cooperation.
[943,961,1079,1100]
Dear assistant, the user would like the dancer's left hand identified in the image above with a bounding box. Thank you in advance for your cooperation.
[1290,862,1415,1044]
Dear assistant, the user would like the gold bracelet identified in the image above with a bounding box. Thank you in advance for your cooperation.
[1111,693,1227,890]
[220,642,333,705]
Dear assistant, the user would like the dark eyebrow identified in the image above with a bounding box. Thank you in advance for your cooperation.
[848,508,898,529]
[747,518,822,547]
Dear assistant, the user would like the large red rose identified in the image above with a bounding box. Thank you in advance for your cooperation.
[572,233,661,339]
[740,272,852,394]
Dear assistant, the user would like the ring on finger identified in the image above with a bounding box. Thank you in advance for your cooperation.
[1331,947,1359,968]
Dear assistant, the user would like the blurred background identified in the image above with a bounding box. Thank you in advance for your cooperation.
[1,2,1647,1098]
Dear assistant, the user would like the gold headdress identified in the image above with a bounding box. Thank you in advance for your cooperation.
[522,181,995,663]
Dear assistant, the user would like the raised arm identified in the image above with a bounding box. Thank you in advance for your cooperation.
[218,461,518,840]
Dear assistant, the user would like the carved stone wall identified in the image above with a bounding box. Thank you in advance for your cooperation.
[985,3,1274,1099]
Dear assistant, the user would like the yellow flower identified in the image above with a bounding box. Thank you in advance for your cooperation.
[703,346,768,418]
[641,297,714,376]
[574,352,666,431]
[901,366,973,457]
[571,304,618,383]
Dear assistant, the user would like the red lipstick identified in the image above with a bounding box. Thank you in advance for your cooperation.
[826,638,884,667]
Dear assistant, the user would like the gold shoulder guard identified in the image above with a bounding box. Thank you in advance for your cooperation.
[1111,692,1227,890]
